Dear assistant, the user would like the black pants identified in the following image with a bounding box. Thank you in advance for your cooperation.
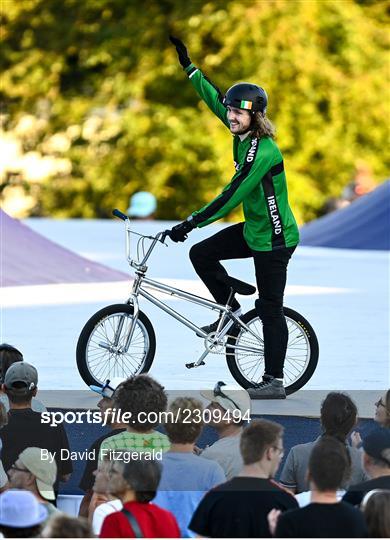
[189,223,295,378]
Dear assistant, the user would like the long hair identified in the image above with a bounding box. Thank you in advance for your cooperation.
[320,392,358,441]
[250,112,276,139]
[363,490,390,538]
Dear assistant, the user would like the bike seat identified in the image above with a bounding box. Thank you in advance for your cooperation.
[217,274,256,296]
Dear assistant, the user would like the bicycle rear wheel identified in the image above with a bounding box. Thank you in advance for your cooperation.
[76,303,155,386]
[226,307,319,395]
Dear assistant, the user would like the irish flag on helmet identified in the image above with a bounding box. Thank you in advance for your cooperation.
[240,100,253,109]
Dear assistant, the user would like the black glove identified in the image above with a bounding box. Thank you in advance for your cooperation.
[169,35,191,69]
[168,219,195,243]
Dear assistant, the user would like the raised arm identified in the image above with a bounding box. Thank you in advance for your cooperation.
[169,35,229,127]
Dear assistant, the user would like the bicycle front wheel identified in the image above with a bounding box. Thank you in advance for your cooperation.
[76,304,156,386]
[226,307,319,395]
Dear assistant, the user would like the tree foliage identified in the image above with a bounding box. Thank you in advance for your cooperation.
[1,0,388,222]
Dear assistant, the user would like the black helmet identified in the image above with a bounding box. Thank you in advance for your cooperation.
[223,83,268,114]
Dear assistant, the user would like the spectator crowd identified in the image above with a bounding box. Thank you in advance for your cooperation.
[0,343,389,538]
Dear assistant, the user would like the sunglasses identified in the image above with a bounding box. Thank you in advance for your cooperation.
[375,399,385,408]
[10,464,29,473]
[213,381,241,411]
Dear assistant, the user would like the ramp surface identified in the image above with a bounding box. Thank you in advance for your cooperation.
[1,210,128,286]
[300,180,390,250]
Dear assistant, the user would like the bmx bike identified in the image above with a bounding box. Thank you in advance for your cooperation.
[76,209,319,395]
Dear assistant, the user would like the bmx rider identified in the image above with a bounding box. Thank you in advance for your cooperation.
[167,36,299,399]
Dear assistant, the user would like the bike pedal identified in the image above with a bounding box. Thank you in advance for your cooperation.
[185,361,205,369]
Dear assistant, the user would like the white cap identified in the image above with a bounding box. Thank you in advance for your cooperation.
[19,447,57,501]
[0,490,47,527]
[201,381,251,415]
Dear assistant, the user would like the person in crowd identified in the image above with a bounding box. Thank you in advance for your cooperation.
[270,436,368,538]
[343,427,390,506]
[89,456,123,535]
[0,344,23,382]
[154,397,225,536]
[197,381,251,479]
[127,191,157,220]
[0,489,47,538]
[361,489,390,538]
[351,389,390,447]
[0,362,73,492]
[342,161,375,203]
[374,390,390,428]
[280,392,367,493]
[0,402,8,493]
[189,419,298,537]
[0,344,46,413]
[98,374,170,459]
[99,457,180,538]
[41,514,94,538]
[78,377,127,517]
[8,447,58,518]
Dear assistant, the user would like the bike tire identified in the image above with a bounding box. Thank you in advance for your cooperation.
[226,307,319,395]
[76,303,156,387]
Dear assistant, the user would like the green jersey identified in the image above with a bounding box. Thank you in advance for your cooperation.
[99,430,170,462]
[185,63,299,251]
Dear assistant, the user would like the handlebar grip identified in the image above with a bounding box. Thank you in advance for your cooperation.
[161,230,170,242]
[112,209,128,221]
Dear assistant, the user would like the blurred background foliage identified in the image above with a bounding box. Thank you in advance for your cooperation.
[0,0,388,222]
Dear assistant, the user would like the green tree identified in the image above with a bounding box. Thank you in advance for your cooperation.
[1,0,388,222]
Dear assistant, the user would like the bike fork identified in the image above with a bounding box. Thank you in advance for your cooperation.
[121,294,139,353]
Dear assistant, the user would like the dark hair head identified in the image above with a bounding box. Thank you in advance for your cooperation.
[122,458,161,503]
[309,436,351,491]
[0,344,23,384]
[113,374,167,432]
[320,392,358,440]
[362,490,390,538]
[240,419,283,465]
[4,384,35,405]
[42,514,94,538]
[164,397,203,444]
[0,524,42,538]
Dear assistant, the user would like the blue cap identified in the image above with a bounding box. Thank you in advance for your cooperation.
[127,192,157,218]
[363,427,390,465]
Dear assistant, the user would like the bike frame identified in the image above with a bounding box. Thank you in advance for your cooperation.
[118,221,263,368]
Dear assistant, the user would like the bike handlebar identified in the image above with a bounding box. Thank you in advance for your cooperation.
[113,208,169,244]
[161,230,169,243]
[112,208,128,221]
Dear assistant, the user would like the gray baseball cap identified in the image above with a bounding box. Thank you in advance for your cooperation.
[4,361,38,393]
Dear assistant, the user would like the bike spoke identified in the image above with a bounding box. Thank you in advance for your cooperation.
[85,313,150,384]
[229,315,311,388]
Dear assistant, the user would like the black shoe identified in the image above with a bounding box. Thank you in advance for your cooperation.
[197,309,241,336]
[247,377,286,400]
